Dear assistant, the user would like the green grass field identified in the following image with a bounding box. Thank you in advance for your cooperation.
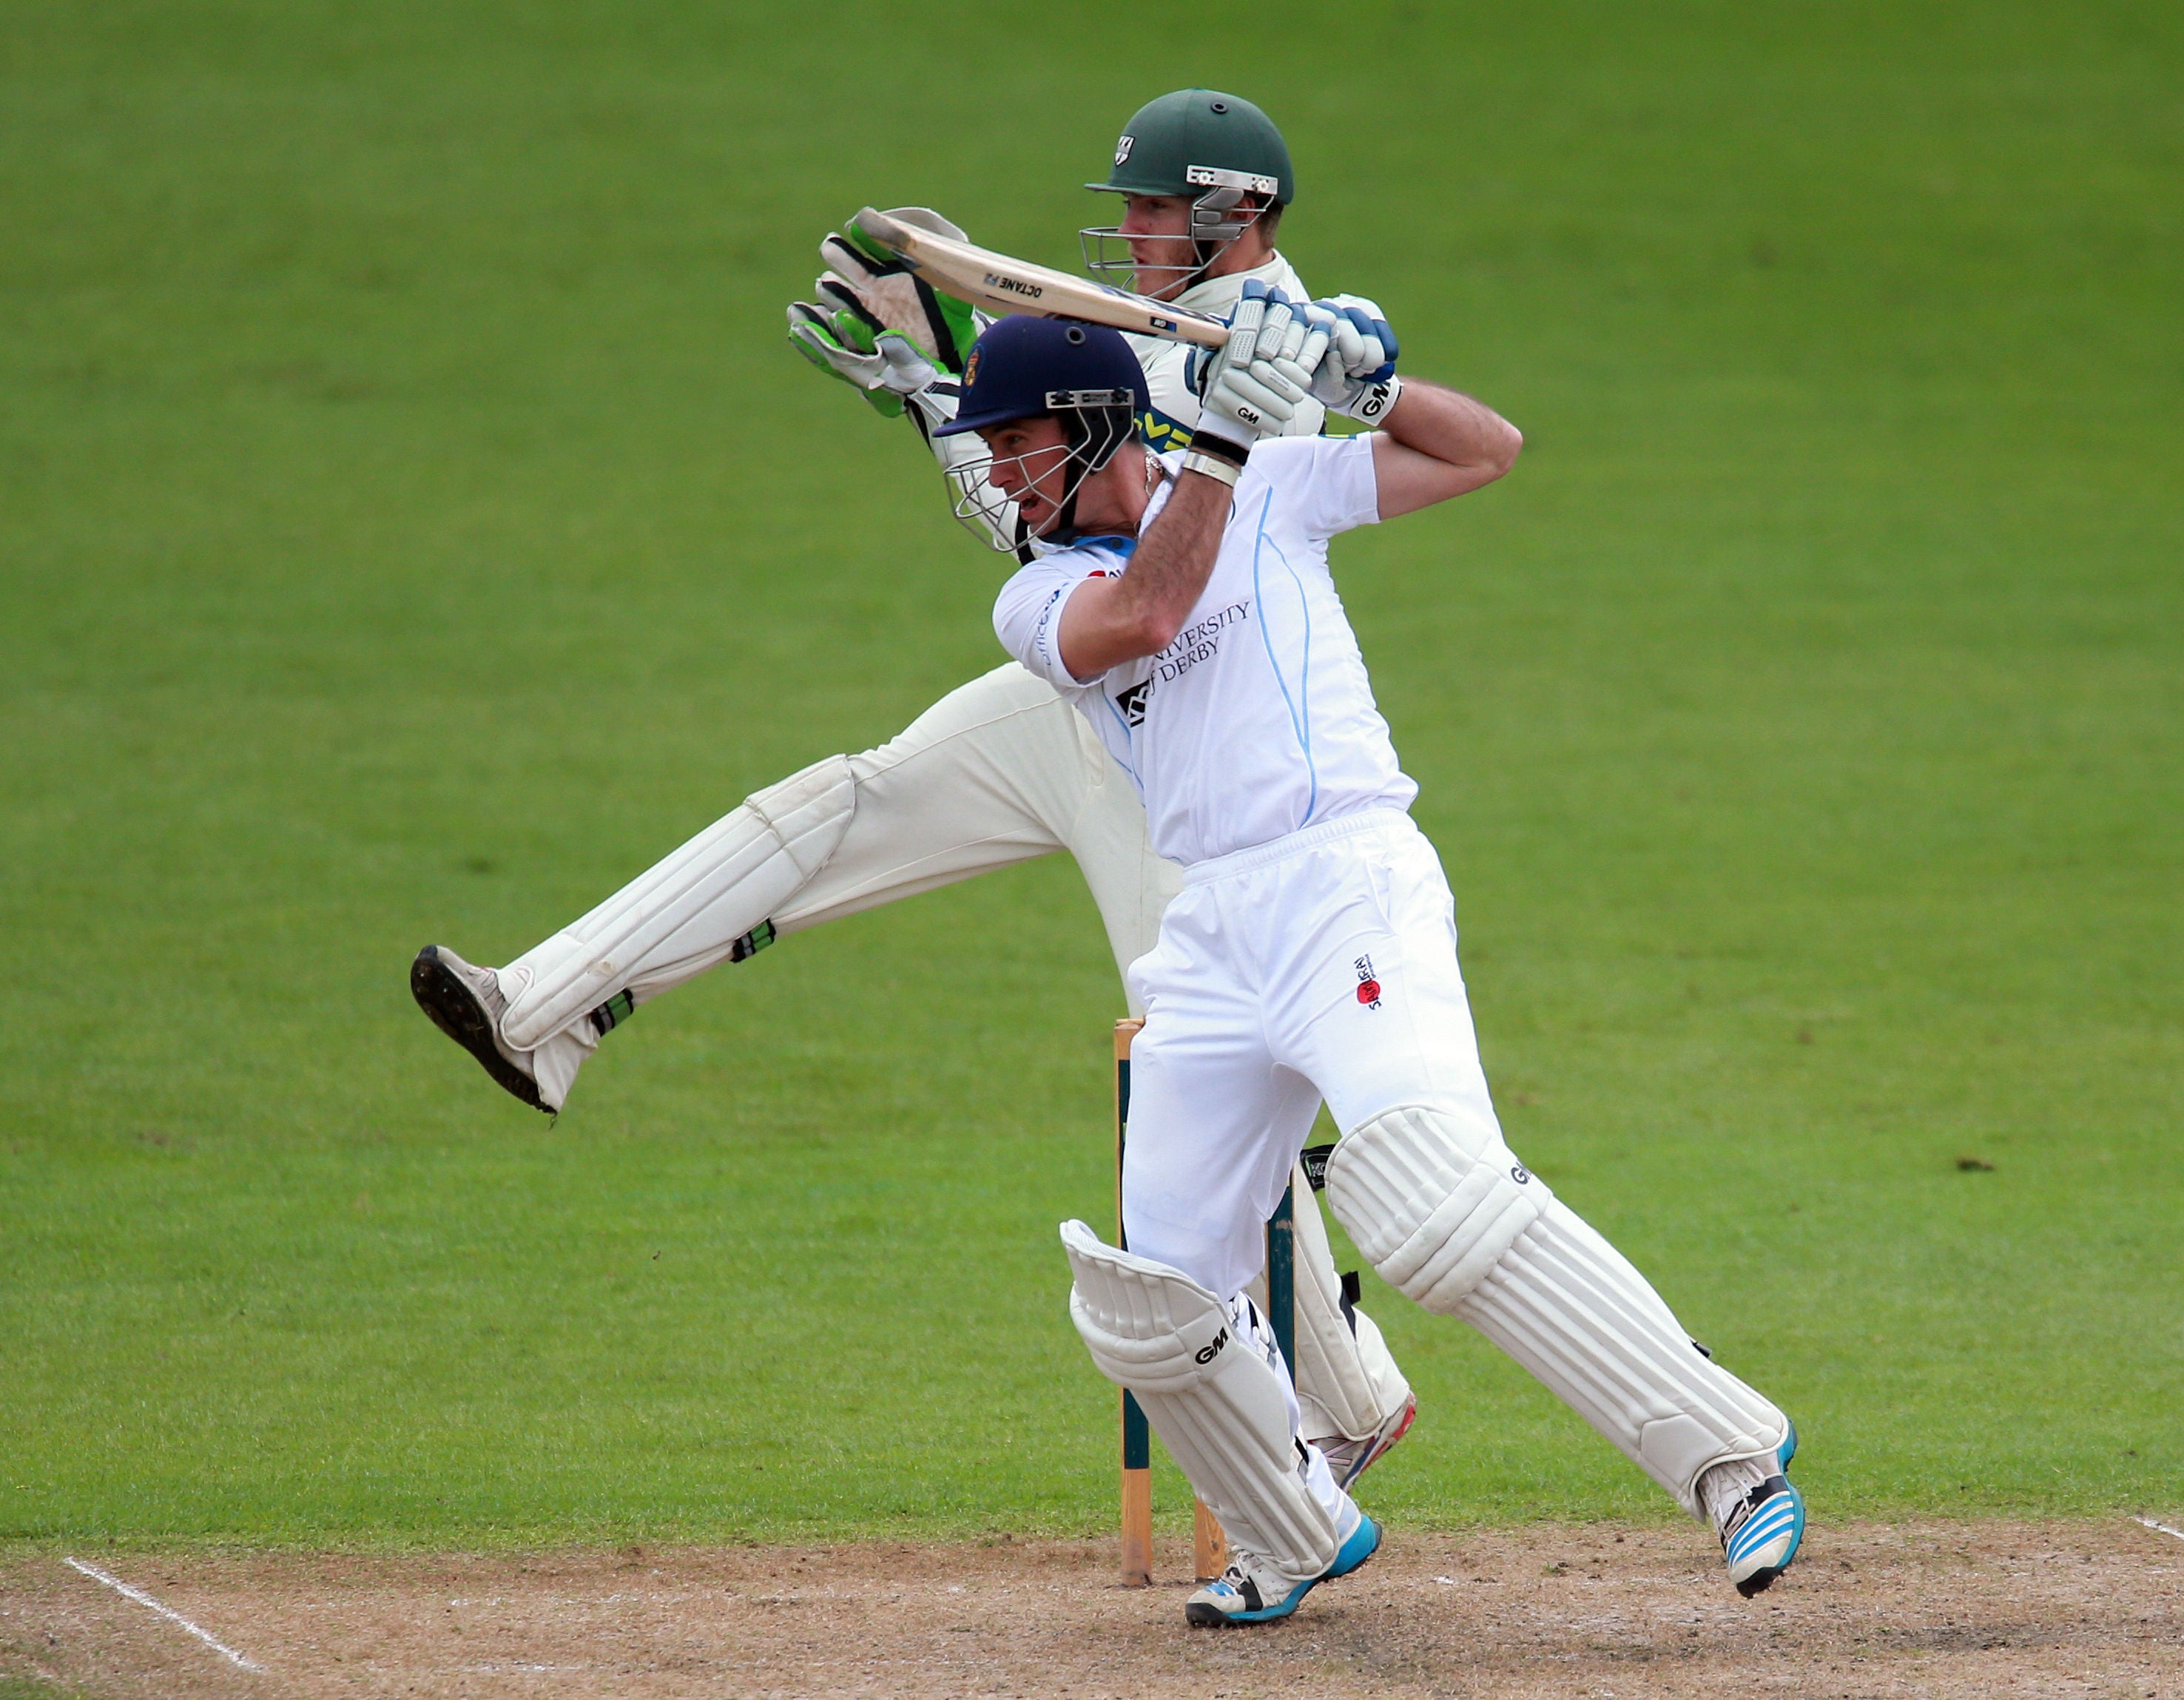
[3,1,2179,1549]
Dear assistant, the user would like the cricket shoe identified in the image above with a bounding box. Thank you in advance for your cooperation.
[1717,1463,1804,1598]
[1313,1392,1418,1491]
[410,945,596,1113]
[1184,1514,1381,1628]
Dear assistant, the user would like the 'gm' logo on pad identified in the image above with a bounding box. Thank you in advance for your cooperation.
[1194,1326,1229,1365]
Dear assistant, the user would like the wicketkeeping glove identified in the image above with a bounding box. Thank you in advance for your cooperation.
[818,208,983,379]
[786,303,943,418]
[1307,294,1402,423]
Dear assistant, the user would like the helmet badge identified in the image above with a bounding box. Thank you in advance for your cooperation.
[1114,134,1134,166]
[963,348,980,388]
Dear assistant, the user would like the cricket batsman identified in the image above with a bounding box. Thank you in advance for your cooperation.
[411,92,1420,1487]
[953,291,1805,1624]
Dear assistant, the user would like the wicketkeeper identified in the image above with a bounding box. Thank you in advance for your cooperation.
[411,91,1420,1488]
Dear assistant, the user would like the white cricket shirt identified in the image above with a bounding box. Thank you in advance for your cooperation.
[993,435,1418,866]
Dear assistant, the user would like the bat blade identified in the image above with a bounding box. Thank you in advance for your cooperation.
[851,207,1230,350]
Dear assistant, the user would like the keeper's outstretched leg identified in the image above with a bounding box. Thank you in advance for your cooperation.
[408,663,1422,1484]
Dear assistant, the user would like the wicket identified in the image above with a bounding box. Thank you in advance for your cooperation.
[1113,1017,1295,1587]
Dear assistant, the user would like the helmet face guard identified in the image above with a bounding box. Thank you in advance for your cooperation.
[1080,170,1278,300]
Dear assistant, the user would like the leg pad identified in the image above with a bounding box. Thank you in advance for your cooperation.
[1324,1106,1786,1515]
[498,755,855,1048]
[1324,1104,1549,1312]
[1062,1221,1338,1582]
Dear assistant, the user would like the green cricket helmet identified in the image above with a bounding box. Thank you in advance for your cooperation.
[1088,89,1295,204]
[1082,90,1294,297]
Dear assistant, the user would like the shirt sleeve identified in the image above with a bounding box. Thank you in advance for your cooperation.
[1251,434,1381,540]
[993,551,1110,689]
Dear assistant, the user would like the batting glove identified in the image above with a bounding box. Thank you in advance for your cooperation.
[1241,298,1338,416]
[1307,294,1403,424]
[1195,280,1305,448]
[820,208,984,380]
[786,303,939,419]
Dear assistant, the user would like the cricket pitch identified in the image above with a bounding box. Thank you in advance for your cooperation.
[6,1518,2178,1698]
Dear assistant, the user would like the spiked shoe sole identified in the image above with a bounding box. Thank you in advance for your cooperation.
[1333,1394,1418,1490]
[410,946,547,1113]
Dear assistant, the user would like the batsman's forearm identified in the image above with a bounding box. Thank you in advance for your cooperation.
[1054,466,1232,678]
[1114,470,1232,649]
[1383,377,1522,474]
[1368,378,1523,517]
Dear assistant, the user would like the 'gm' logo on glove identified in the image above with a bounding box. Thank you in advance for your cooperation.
[1354,382,1395,423]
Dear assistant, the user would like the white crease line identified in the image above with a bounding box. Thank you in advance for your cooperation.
[63,1557,263,1671]
[2132,1515,2184,1542]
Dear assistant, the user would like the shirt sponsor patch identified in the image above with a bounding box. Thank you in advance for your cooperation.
[1153,599,1249,684]
[1032,584,1068,665]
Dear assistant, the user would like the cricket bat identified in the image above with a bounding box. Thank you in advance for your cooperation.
[850,207,1231,350]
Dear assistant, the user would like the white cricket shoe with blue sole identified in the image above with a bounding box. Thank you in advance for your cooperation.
[1723,1471,1805,1596]
[1184,1514,1381,1628]
[1699,1417,1804,1596]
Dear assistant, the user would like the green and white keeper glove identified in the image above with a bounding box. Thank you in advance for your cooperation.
[786,206,984,416]
[820,210,983,374]
[786,300,940,419]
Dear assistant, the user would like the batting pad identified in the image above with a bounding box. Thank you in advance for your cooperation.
[1326,1106,1786,1517]
[1324,1103,1551,1312]
[1456,1199,1789,1517]
[499,755,855,1049]
[1062,1221,1341,1582]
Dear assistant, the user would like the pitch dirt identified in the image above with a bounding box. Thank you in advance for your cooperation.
[6,1519,2178,1699]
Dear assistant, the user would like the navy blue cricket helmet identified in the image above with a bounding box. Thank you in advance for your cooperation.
[937,315,1148,462]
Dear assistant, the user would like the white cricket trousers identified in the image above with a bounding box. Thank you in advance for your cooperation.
[1122,809,1494,1304]
[1120,805,1790,1524]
